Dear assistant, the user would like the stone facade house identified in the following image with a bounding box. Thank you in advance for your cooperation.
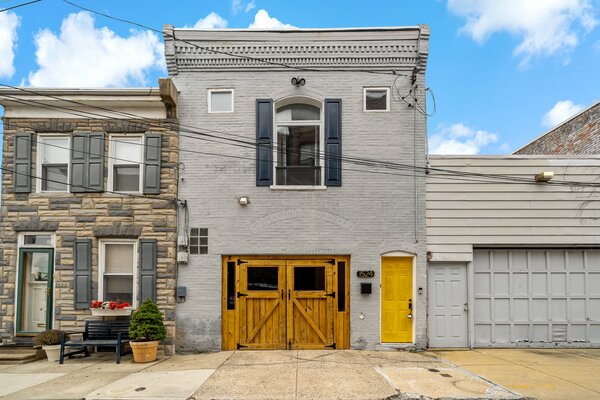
[164,26,430,351]
[515,100,600,155]
[0,82,179,353]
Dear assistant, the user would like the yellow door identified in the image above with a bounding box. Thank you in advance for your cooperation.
[287,260,335,349]
[238,260,287,349]
[381,257,413,343]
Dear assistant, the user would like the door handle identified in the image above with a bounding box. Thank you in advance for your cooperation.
[463,302,469,312]
[237,292,248,298]
[288,289,291,301]
[281,289,284,300]
[408,299,412,311]
[325,292,336,298]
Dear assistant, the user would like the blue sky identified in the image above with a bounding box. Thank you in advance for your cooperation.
[1,0,599,154]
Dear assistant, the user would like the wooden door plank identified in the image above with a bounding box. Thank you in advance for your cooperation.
[293,298,327,344]
[246,299,279,343]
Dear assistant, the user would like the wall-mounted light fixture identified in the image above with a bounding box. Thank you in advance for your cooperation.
[535,171,554,182]
[291,77,306,87]
[238,196,250,206]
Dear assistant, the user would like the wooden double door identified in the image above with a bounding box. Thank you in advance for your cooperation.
[222,257,349,350]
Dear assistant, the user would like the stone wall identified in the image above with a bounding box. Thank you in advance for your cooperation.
[516,102,600,155]
[0,118,179,353]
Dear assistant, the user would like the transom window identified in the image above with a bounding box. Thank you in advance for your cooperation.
[275,102,323,186]
[37,135,70,192]
[99,240,137,306]
[364,88,390,112]
[109,136,143,193]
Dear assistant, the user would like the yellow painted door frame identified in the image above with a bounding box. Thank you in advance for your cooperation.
[381,256,413,343]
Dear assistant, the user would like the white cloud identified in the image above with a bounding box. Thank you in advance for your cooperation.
[28,12,164,87]
[0,11,20,79]
[192,12,228,29]
[429,123,498,154]
[232,0,256,14]
[248,10,296,29]
[542,100,585,128]
[448,0,597,65]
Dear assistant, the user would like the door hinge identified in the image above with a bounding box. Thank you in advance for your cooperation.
[237,259,248,266]
[237,292,248,298]
[325,343,336,349]
[325,259,335,265]
[237,343,248,349]
[325,292,336,298]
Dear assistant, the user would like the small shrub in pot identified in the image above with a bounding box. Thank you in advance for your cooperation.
[128,299,166,362]
[35,330,64,362]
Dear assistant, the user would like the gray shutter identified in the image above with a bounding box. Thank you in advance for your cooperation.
[139,239,157,303]
[256,99,273,186]
[87,134,104,192]
[70,134,88,193]
[74,239,92,309]
[13,133,32,193]
[143,134,161,195]
[324,99,342,186]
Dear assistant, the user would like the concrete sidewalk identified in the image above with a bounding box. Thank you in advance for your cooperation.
[0,350,522,400]
[431,348,600,400]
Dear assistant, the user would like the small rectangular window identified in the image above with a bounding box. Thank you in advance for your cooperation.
[208,89,234,113]
[294,267,325,291]
[110,136,142,192]
[38,136,69,192]
[190,228,208,254]
[227,261,236,310]
[247,267,279,291]
[337,262,346,311]
[23,234,52,246]
[364,88,390,112]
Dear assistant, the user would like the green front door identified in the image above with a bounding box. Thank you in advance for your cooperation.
[17,248,54,334]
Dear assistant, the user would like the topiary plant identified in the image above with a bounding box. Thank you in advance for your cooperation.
[35,329,63,346]
[128,299,166,342]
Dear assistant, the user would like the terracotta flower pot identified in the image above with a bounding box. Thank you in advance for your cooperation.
[130,340,159,363]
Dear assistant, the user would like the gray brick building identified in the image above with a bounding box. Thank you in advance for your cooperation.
[164,26,430,351]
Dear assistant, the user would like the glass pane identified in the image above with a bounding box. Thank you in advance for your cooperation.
[247,267,278,291]
[42,165,68,191]
[20,251,50,332]
[190,228,199,236]
[210,91,233,112]
[105,244,134,274]
[338,262,346,311]
[227,261,236,310]
[114,165,140,192]
[24,235,52,246]
[366,90,388,110]
[190,246,199,255]
[277,126,320,185]
[114,137,142,164]
[276,104,320,121]
[104,275,133,303]
[294,267,325,291]
[41,137,69,163]
[199,228,208,236]
[199,246,208,254]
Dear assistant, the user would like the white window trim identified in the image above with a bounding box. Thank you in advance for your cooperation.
[363,87,391,112]
[98,239,138,308]
[17,232,56,248]
[108,134,144,194]
[272,100,326,189]
[208,88,235,114]
[36,134,70,193]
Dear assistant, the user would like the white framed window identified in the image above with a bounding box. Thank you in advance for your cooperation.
[18,232,55,248]
[273,99,324,187]
[189,228,208,254]
[37,135,70,192]
[208,89,234,113]
[363,87,390,112]
[108,135,143,193]
[99,240,138,307]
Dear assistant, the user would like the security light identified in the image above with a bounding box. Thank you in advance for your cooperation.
[291,77,305,87]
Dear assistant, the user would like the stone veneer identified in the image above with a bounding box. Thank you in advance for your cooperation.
[0,118,179,354]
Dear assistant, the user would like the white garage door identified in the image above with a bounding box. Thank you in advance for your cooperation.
[473,249,600,346]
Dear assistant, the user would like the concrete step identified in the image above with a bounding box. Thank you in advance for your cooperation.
[0,346,45,364]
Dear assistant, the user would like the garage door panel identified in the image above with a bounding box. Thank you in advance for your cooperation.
[474,249,600,346]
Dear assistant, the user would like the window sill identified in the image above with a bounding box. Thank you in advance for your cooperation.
[269,185,327,191]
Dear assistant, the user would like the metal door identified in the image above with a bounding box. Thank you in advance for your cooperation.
[428,263,468,347]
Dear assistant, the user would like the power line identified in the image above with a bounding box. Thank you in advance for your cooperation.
[0,0,40,12]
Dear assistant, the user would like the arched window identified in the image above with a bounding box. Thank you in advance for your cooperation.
[275,102,323,186]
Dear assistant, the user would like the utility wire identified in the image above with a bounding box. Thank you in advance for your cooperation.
[0,0,40,12]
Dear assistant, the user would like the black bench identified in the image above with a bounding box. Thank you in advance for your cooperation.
[60,320,131,364]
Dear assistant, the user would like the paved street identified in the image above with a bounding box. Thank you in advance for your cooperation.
[0,349,521,400]
[431,348,600,400]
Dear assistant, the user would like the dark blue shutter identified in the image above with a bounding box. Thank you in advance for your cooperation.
[139,239,157,303]
[143,134,161,195]
[74,239,92,309]
[256,99,273,186]
[13,133,32,193]
[324,99,342,186]
[70,133,104,192]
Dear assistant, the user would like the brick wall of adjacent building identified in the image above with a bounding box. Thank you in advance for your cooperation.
[516,101,600,155]
[0,118,179,353]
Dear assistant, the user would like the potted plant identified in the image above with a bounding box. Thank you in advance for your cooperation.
[90,300,132,316]
[128,299,166,363]
[35,329,63,362]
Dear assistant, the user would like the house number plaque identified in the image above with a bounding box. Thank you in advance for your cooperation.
[356,270,375,278]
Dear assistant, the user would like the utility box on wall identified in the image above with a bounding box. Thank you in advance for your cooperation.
[360,282,372,294]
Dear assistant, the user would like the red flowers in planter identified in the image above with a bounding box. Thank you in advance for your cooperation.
[90,300,131,309]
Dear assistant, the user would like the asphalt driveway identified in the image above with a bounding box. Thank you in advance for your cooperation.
[431,348,600,400]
